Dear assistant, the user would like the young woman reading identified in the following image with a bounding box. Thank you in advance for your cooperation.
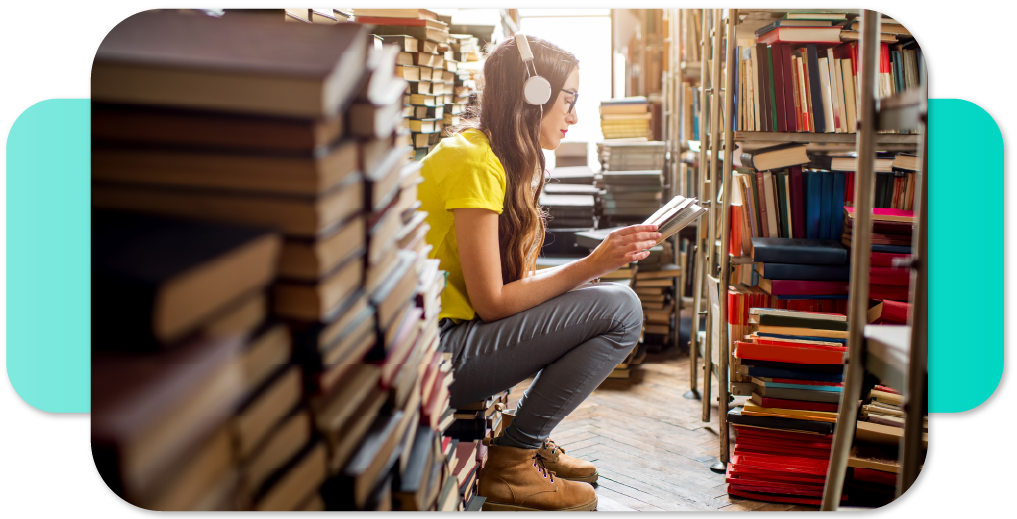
[417,34,659,511]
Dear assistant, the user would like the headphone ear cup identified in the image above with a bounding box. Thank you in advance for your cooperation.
[522,76,552,105]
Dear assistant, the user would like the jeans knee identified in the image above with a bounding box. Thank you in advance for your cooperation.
[595,283,643,336]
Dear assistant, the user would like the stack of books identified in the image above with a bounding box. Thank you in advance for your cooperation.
[726,308,849,505]
[444,31,483,134]
[607,344,648,379]
[363,9,452,159]
[600,97,653,139]
[598,140,666,172]
[633,255,679,346]
[844,386,926,507]
[596,170,665,227]
[91,10,455,512]
[92,212,283,511]
[554,141,589,168]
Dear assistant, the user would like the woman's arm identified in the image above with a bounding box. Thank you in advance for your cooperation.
[454,208,660,322]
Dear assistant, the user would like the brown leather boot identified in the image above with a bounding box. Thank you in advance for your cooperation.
[537,439,599,484]
[479,439,598,511]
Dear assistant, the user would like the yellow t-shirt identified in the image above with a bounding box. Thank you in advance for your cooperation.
[417,129,506,322]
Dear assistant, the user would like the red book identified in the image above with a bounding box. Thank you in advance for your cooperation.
[767,279,849,296]
[869,283,910,301]
[727,487,831,506]
[853,468,898,487]
[735,444,830,460]
[734,424,833,443]
[780,44,798,131]
[870,252,910,267]
[750,337,846,351]
[730,204,743,256]
[732,453,829,475]
[735,340,846,365]
[729,466,827,485]
[756,27,842,45]
[844,206,914,223]
[869,300,911,324]
[789,166,806,239]
[755,396,838,413]
[870,266,910,285]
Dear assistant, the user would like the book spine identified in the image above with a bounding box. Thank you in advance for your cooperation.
[774,171,790,238]
[790,166,806,239]
[768,46,786,132]
[830,171,846,239]
[818,172,833,240]
[806,44,826,133]
[755,172,770,238]
[780,44,797,131]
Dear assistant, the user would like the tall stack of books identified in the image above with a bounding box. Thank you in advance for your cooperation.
[733,12,922,134]
[541,164,600,255]
[92,212,282,511]
[633,254,679,348]
[444,392,510,510]
[362,9,452,160]
[600,97,654,139]
[726,308,850,505]
[91,10,455,512]
[445,31,483,135]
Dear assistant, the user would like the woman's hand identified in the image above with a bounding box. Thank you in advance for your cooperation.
[584,224,661,278]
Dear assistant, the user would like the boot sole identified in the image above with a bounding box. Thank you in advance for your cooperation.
[559,471,599,484]
[481,496,598,512]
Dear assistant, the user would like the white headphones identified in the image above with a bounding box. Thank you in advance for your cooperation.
[515,32,551,105]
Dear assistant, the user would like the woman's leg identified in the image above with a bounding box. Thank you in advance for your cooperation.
[442,283,643,449]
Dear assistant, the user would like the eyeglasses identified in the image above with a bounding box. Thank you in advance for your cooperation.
[561,89,578,115]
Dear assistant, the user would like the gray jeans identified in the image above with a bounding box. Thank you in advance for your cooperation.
[440,283,642,449]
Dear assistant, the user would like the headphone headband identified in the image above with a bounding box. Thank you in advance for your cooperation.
[515,32,551,105]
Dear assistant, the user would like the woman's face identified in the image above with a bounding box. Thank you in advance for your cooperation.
[538,68,580,150]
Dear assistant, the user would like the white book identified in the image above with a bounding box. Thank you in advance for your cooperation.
[826,49,843,133]
[840,59,858,133]
[761,171,779,237]
[818,57,835,134]
[748,307,848,322]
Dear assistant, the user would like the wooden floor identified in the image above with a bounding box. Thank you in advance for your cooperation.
[507,348,819,512]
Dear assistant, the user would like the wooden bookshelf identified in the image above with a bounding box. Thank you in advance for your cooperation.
[681,8,929,495]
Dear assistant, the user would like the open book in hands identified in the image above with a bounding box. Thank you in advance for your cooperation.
[643,195,707,246]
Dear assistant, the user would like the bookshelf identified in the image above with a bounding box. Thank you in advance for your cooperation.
[820,12,929,508]
[683,8,928,492]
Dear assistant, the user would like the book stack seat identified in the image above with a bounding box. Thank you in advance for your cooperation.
[726,308,850,505]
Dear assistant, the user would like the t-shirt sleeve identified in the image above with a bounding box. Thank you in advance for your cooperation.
[442,155,506,214]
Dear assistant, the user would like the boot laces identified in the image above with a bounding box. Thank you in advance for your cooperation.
[542,439,565,455]
[531,453,555,483]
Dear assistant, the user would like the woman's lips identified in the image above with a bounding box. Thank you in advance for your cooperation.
[560,130,567,137]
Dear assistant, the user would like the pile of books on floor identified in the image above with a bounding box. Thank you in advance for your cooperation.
[633,250,679,348]
[733,13,922,135]
[843,385,926,507]
[726,308,849,505]
[91,11,453,512]
[600,97,654,139]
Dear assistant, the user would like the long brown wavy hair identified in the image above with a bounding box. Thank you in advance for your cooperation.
[457,36,579,285]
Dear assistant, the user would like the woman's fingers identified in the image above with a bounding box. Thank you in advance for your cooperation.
[617,224,658,236]
[617,231,661,245]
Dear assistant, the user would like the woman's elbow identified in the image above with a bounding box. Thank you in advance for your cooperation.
[471,297,505,323]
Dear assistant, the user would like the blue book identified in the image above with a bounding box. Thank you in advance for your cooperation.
[759,263,850,281]
[761,381,843,392]
[830,171,846,239]
[774,295,849,301]
[819,171,833,240]
[746,366,844,383]
[803,172,822,239]
[872,244,913,254]
[757,332,848,344]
